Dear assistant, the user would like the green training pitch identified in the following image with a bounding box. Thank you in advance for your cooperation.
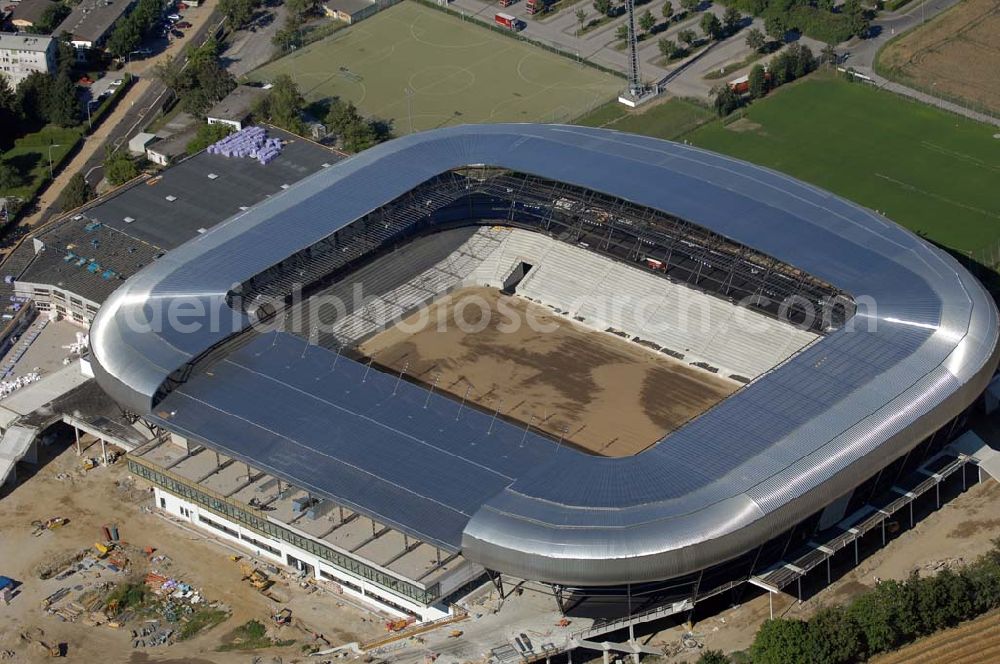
[684,74,1000,255]
[249,2,622,131]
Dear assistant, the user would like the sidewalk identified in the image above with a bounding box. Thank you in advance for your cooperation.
[16,78,152,230]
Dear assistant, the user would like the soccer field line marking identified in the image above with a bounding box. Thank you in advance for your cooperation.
[873,173,1000,220]
[919,141,1000,173]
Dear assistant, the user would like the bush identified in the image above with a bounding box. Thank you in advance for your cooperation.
[750,618,811,664]
[186,123,235,156]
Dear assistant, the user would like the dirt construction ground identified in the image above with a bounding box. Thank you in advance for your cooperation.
[647,477,1000,660]
[358,287,738,457]
[879,0,1000,115]
[0,434,384,663]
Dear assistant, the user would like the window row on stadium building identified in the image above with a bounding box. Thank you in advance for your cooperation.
[128,457,442,606]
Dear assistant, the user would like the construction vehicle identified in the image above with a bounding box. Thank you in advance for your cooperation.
[239,562,273,591]
[94,542,111,558]
[81,457,98,471]
[448,630,463,638]
[272,608,292,626]
[386,618,412,632]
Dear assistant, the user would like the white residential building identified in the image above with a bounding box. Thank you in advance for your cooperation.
[0,33,57,87]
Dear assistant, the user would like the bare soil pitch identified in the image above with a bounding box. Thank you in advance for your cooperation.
[358,287,737,456]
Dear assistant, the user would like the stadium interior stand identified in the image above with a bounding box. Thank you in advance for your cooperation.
[287,226,818,381]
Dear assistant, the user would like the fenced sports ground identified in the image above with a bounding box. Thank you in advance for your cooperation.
[248,2,622,132]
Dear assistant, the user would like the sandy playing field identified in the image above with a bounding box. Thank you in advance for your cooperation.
[879,0,1000,115]
[357,287,737,457]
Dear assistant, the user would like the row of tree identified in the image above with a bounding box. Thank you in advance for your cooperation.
[0,41,81,139]
[719,0,869,45]
[695,540,1000,664]
[713,42,815,115]
[657,6,744,61]
[106,0,166,59]
[154,39,237,117]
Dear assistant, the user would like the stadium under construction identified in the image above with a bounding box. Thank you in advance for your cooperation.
[91,125,999,623]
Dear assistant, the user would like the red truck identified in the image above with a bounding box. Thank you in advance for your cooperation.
[498,0,516,6]
[526,0,545,14]
[495,12,520,30]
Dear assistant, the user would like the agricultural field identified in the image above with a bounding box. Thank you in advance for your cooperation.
[248,2,621,132]
[878,0,1000,117]
[872,610,1000,664]
[575,97,714,139]
[684,74,1000,255]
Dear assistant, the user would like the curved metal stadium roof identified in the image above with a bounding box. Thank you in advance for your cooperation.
[90,125,999,586]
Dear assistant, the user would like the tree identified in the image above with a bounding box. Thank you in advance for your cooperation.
[764,14,786,42]
[615,23,630,42]
[219,0,260,29]
[60,173,94,211]
[680,0,699,14]
[255,74,305,133]
[748,63,767,99]
[325,98,362,137]
[324,98,391,153]
[722,6,741,35]
[695,650,730,664]
[45,72,80,127]
[0,75,17,145]
[15,72,51,129]
[106,12,142,58]
[287,0,322,19]
[713,84,741,116]
[186,123,235,155]
[658,38,681,60]
[678,28,697,46]
[817,0,834,10]
[662,0,674,21]
[639,9,656,33]
[34,4,71,34]
[843,0,870,39]
[593,0,612,16]
[700,13,723,40]
[820,43,837,65]
[104,148,139,186]
[575,8,588,34]
[807,607,862,664]
[0,161,23,193]
[750,618,811,664]
[745,27,765,53]
[273,15,303,53]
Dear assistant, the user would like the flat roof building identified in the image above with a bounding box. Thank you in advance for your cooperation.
[206,85,266,131]
[56,0,136,50]
[323,0,378,24]
[3,126,343,325]
[0,32,56,86]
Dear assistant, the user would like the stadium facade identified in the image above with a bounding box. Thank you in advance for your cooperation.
[91,125,999,619]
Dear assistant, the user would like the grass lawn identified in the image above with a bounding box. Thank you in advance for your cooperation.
[575,97,715,140]
[684,74,1000,254]
[248,2,621,132]
[1,126,82,200]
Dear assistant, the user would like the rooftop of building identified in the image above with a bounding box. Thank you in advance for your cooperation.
[10,0,60,26]
[85,126,341,250]
[206,85,266,123]
[4,126,342,306]
[325,0,375,15]
[56,0,135,44]
[0,31,55,51]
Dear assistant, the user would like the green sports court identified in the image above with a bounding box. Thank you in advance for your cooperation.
[248,2,622,131]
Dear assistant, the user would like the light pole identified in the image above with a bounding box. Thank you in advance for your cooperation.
[47,144,62,179]
[86,99,99,129]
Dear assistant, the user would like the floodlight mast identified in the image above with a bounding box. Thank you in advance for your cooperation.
[625,0,643,97]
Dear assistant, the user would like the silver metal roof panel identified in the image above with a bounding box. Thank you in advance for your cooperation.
[91,124,999,585]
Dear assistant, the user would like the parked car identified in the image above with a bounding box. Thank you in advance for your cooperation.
[176,21,192,28]
[171,29,184,38]
[167,13,181,21]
